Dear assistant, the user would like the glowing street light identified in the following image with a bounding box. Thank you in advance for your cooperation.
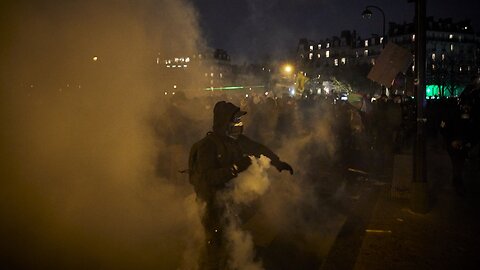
[283,64,293,74]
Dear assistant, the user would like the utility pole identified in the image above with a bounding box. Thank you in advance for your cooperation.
[410,0,430,213]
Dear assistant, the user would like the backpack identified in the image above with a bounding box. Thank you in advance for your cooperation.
[188,132,227,200]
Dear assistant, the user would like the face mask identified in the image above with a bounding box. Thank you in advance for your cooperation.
[228,119,244,139]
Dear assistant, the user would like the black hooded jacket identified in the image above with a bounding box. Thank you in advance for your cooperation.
[189,101,283,203]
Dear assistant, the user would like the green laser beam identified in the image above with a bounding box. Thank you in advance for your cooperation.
[204,85,265,91]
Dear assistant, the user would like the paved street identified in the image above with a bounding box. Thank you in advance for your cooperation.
[253,143,480,270]
[323,146,480,270]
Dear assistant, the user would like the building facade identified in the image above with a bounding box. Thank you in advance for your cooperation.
[389,17,480,96]
[296,17,480,96]
[297,30,384,77]
[160,48,233,93]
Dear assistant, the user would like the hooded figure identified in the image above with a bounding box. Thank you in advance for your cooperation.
[189,101,293,270]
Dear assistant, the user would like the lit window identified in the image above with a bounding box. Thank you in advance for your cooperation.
[432,53,436,61]
[175,58,179,62]
[380,37,384,44]
[309,45,314,51]
[205,73,208,77]
[210,73,214,77]
[309,53,313,60]
[464,26,468,30]
[412,34,416,42]
[186,57,190,63]
[317,53,321,58]
[412,65,415,72]
[326,50,330,58]
[341,58,346,64]
[371,58,375,65]
[318,44,322,49]
[172,65,176,67]
[183,65,187,68]
[156,58,160,64]
[442,54,445,60]
[450,44,454,51]
[364,49,369,56]
[326,43,330,48]
[449,34,453,39]
[365,40,369,47]
[166,65,170,68]
[459,67,462,72]
[334,59,339,66]
[220,73,223,78]
[432,64,436,70]
[468,66,471,71]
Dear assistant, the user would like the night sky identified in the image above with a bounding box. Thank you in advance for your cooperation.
[193,0,480,63]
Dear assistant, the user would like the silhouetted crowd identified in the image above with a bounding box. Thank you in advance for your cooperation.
[155,85,479,195]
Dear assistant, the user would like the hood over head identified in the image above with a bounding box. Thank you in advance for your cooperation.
[212,101,246,135]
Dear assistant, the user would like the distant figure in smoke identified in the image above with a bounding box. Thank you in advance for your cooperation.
[189,101,293,270]
[440,77,480,195]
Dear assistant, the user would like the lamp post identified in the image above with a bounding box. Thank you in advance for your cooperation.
[362,5,386,95]
[361,5,386,48]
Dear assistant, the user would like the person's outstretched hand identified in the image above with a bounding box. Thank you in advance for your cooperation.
[277,161,294,175]
[234,156,252,173]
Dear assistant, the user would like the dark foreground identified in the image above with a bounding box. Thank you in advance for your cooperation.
[258,140,480,270]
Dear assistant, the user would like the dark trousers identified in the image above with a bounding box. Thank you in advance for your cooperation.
[200,204,228,270]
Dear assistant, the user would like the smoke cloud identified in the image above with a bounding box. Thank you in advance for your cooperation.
[1,1,350,269]
[218,156,271,270]
[230,156,272,205]
[1,1,208,269]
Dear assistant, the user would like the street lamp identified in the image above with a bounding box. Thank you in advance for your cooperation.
[361,8,373,19]
[283,64,293,75]
[361,5,386,48]
[362,5,386,96]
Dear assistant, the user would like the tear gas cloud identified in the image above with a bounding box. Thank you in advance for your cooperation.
[1,1,346,269]
[221,156,272,270]
[1,1,206,269]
